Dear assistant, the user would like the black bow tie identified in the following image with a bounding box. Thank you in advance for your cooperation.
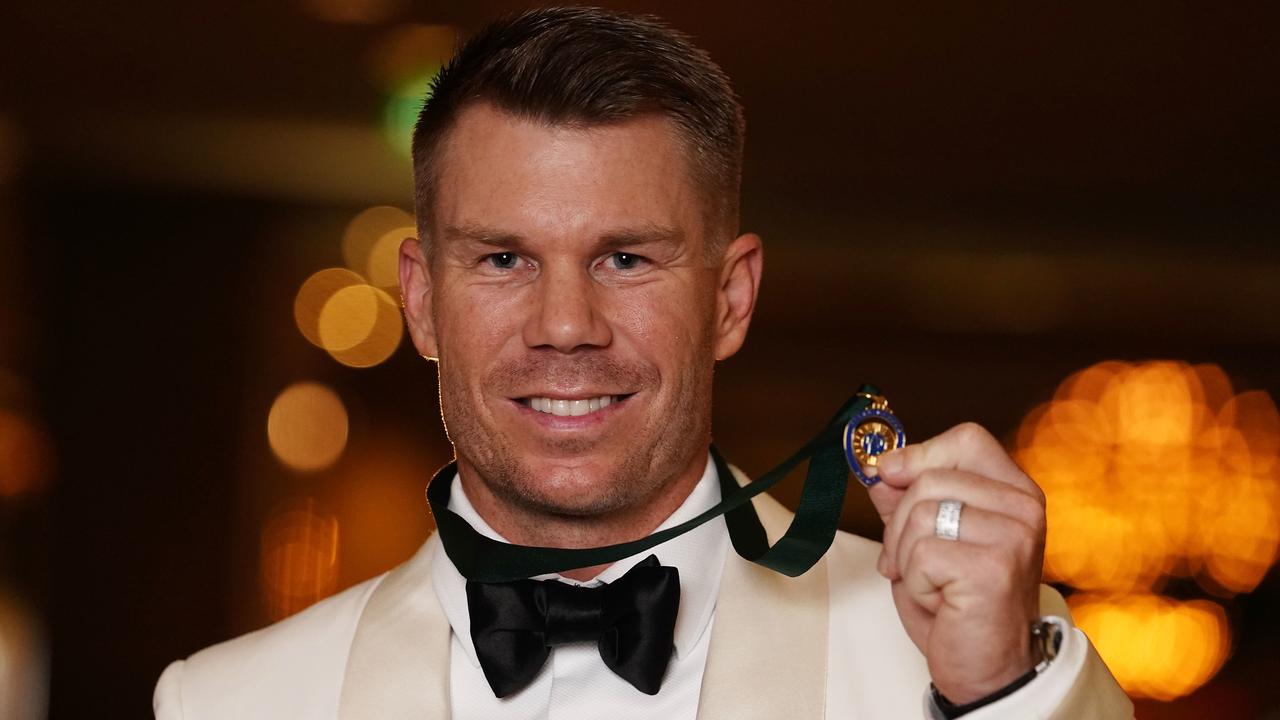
[465,555,680,698]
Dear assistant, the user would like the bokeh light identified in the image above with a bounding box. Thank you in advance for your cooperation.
[366,24,457,158]
[0,590,47,720]
[1016,360,1280,595]
[266,382,349,472]
[382,69,438,158]
[317,283,403,367]
[1069,594,1230,701]
[0,409,53,499]
[294,265,404,368]
[340,205,414,288]
[332,436,439,586]
[294,267,365,348]
[260,498,339,620]
[1015,360,1280,700]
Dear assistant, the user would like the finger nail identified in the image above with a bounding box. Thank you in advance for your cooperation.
[878,449,904,476]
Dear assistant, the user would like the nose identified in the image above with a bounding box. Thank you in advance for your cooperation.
[522,262,613,352]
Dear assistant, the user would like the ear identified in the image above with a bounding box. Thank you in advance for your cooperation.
[713,232,763,361]
[399,237,440,360]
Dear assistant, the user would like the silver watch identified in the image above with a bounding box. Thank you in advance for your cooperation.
[1031,617,1064,673]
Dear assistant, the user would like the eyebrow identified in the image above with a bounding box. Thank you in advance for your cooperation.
[441,222,683,251]
[441,224,523,246]
[599,223,683,250]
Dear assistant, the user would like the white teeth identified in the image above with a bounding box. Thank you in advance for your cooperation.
[528,395,618,416]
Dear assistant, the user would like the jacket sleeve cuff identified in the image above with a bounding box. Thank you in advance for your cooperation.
[922,617,1085,720]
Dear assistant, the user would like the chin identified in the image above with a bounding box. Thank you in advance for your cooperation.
[506,456,637,517]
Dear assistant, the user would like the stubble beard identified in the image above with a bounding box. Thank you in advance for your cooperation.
[438,351,713,522]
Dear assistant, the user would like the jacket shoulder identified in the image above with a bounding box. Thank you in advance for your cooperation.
[154,575,385,720]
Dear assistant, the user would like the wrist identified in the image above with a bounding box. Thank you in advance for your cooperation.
[932,649,1037,706]
[927,618,1064,718]
[929,665,1038,719]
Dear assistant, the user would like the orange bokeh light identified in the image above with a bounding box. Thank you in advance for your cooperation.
[266,382,349,472]
[294,264,404,369]
[0,409,53,499]
[294,267,365,349]
[1016,360,1280,595]
[1017,360,1280,701]
[317,283,403,368]
[340,206,414,289]
[1069,593,1230,701]
[331,436,439,586]
[260,498,340,621]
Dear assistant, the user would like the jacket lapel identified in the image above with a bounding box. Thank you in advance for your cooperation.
[339,536,451,719]
[337,469,830,720]
[697,470,829,719]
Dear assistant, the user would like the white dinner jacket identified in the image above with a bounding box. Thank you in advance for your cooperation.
[154,471,1132,719]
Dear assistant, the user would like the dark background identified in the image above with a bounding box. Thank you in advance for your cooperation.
[1,1,1278,717]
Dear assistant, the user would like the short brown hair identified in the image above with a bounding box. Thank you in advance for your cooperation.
[411,6,745,248]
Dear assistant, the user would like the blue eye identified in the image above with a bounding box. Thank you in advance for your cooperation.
[486,252,521,270]
[607,252,647,271]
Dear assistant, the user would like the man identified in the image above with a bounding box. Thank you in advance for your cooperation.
[155,7,1132,718]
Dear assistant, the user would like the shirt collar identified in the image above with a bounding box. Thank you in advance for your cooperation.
[430,453,729,667]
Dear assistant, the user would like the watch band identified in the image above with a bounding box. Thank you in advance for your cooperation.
[929,667,1038,719]
[926,618,1065,719]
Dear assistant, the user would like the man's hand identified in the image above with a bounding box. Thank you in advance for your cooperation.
[867,422,1046,705]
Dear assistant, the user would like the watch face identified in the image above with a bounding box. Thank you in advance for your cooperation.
[1032,618,1064,671]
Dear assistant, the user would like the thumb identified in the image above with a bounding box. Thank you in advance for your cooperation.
[866,480,905,525]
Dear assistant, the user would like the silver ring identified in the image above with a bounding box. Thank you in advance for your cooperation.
[935,500,963,541]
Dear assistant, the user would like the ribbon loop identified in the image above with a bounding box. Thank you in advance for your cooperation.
[431,385,881,582]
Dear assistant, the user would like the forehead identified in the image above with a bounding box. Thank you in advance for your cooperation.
[430,104,704,241]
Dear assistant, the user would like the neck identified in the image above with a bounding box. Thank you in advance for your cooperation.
[456,452,708,581]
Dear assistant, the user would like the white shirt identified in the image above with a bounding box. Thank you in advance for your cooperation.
[432,456,727,720]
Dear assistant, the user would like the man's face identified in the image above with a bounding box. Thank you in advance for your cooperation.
[402,103,758,519]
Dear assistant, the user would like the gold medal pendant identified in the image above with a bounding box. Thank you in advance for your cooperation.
[843,392,906,487]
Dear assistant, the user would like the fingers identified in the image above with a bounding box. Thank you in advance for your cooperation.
[896,534,1042,703]
[898,537,971,615]
[880,468,1045,578]
[892,502,1037,584]
[898,538,1022,616]
[877,422,1040,499]
[866,480,906,523]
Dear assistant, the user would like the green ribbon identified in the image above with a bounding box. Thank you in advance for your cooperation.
[427,385,879,583]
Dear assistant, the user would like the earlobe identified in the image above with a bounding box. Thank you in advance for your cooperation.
[398,237,440,360]
[713,232,763,361]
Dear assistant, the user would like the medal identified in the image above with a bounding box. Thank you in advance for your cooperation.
[843,392,905,487]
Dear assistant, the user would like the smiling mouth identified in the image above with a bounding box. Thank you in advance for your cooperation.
[516,394,635,417]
